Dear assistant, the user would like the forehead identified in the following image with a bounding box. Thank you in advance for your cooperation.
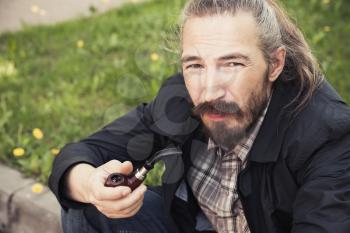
[182,11,260,58]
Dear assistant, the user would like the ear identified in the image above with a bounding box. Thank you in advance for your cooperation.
[268,47,286,82]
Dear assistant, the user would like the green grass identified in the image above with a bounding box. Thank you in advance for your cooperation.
[0,0,349,184]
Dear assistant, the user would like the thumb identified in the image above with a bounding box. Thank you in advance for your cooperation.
[100,160,133,175]
[119,161,133,175]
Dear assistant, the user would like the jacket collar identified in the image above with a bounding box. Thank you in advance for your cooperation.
[248,79,298,163]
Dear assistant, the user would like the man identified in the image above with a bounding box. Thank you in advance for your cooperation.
[49,0,350,233]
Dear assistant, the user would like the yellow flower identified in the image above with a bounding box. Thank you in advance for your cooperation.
[31,183,44,194]
[31,5,39,13]
[150,52,159,62]
[32,128,44,140]
[323,0,330,5]
[324,26,331,32]
[0,60,17,77]
[13,147,25,157]
[51,148,60,156]
[77,40,85,48]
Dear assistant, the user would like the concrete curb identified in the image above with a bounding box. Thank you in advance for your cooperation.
[0,163,63,233]
[0,0,146,33]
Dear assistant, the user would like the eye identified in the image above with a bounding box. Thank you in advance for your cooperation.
[226,62,244,67]
[186,64,204,70]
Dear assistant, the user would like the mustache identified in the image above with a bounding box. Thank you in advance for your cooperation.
[192,100,244,118]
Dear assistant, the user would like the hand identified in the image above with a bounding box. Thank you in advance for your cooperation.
[85,160,147,218]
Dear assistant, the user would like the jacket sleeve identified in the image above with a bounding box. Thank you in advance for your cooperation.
[48,73,198,210]
[292,133,350,233]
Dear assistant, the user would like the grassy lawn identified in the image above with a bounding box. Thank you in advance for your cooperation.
[0,0,349,185]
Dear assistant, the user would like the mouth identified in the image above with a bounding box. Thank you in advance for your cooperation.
[203,112,226,122]
[193,101,243,123]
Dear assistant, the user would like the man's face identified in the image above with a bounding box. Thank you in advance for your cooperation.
[181,12,275,149]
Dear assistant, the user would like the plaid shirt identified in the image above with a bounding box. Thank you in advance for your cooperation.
[187,100,270,233]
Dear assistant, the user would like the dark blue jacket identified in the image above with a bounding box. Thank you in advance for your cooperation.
[49,73,350,233]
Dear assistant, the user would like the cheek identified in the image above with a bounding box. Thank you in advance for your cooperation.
[185,78,202,105]
[227,73,259,106]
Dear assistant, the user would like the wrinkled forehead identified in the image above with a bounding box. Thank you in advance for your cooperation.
[181,12,261,59]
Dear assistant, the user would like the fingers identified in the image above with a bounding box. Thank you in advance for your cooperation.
[121,194,144,214]
[89,185,132,204]
[97,191,145,218]
[116,184,147,211]
[96,184,146,211]
[116,196,144,218]
[98,196,144,219]
[95,184,147,219]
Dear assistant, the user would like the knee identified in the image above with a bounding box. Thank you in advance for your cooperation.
[60,190,167,233]
[61,208,98,233]
[136,190,165,218]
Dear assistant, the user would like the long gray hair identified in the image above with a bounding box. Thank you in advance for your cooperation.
[179,0,323,113]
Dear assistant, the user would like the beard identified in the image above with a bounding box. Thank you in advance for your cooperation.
[192,71,270,150]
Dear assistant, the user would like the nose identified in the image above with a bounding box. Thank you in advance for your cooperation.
[202,68,225,103]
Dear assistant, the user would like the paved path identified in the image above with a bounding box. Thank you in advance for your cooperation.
[0,163,63,233]
[0,0,140,33]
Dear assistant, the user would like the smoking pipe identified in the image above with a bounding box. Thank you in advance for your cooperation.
[104,146,182,190]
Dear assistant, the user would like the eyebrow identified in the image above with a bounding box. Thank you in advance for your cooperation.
[218,53,250,62]
[181,55,200,64]
[181,52,251,64]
